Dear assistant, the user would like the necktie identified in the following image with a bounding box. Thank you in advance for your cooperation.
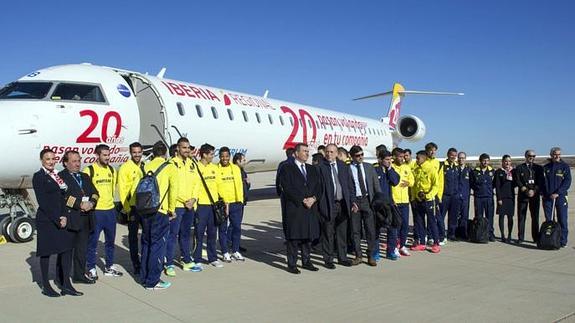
[300,163,307,181]
[331,163,343,200]
[73,173,83,187]
[356,163,367,197]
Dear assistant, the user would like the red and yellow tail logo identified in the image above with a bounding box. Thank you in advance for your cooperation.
[387,83,404,130]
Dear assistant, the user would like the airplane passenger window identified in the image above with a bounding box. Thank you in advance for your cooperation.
[255,112,261,123]
[315,120,320,129]
[177,102,185,116]
[211,106,218,119]
[268,114,273,125]
[289,117,294,126]
[51,83,105,102]
[196,105,203,118]
[227,109,234,121]
[0,82,53,99]
[307,120,312,129]
[242,110,249,122]
[279,115,284,126]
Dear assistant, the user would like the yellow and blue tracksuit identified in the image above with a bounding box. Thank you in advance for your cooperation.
[166,156,199,266]
[392,163,414,248]
[117,159,145,271]
[542,160,571,246]
[470,166,495,239]
[455,165,472,239]
[192,161,223,263]
[140,157,178,288]
[83,163,117,271]
[440,160,459,240]
[218,163,244,254]
[411,162,440,245]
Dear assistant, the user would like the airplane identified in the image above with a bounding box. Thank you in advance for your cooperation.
[0,63,463,242]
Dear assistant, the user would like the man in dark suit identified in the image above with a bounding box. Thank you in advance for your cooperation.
[276,148,295,238]
[278,143,323,274]
[59,151,99,284]
[514,150,545,243]
[349,145,381,266]
[318,144,355,268]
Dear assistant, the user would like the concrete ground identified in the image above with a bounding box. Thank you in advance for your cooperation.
[0,171,574,323]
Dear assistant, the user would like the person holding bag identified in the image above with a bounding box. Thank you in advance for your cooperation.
[192,143,225,270]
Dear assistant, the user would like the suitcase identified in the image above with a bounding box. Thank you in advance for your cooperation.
[537,199,561,250]
[468,216,489,243]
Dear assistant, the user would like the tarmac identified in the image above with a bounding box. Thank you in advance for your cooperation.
[0,171,574,323]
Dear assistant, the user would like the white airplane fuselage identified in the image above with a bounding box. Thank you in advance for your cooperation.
[0,64,417,189]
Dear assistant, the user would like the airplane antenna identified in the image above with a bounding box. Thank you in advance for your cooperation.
[263,90,269,98]
[157,67,167,79]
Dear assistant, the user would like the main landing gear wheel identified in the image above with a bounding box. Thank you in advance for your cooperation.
[9,217,34,243]
[0,216,12,242]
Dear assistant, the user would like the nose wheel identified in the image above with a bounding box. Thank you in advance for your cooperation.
[0,190,36,243]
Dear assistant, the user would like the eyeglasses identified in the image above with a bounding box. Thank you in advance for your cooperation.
[354,153,364,157]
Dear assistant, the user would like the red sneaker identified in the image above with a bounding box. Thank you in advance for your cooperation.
[409,244,426,251]
[429,244,441,254]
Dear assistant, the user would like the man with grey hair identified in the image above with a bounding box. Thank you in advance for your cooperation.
[542,147,571,247]
[514,149,545,243]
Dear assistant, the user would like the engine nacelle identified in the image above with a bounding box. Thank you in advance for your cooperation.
[395,115,426,142]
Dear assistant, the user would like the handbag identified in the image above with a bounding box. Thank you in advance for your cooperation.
[193,159,227,225]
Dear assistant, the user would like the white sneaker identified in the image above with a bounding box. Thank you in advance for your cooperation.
[394,247,401,258]
[223,253,232,263]
[426,239,434,246]
[399,246,411,257]
[232,252,245,261]
[210,260,224,268]
[439,238,447,246]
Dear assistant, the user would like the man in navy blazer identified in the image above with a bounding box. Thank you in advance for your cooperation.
[59,151,99,284]
[318,144,355,268]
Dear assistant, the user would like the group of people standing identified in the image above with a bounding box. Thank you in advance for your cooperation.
[33,138,250,296]
[276,142,571,274]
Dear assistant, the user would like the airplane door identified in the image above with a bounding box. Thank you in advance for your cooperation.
[125,74,170,146]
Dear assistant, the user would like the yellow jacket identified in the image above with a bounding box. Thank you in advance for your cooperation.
[426,157,444,201]
[392,163,414,204]
[170,156,199,208]
[117,159,144,213]
[411,162,439,202]
[83,163,116,210]
[144,157,178,215]
[193,161,222,205]
[218,163,244,203]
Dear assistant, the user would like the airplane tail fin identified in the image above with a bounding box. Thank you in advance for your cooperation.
[353,83,464,130]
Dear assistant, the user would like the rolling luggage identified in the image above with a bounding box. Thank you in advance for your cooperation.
[468,216,489,243]
[537,199,561,250]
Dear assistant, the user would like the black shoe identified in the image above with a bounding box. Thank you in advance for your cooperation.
[501,238,507,243]
[134,267,141,276]
[42,286,60,298]
[73,277,96,284]
[489,237,496,242]
[239,246,247,253]
[338,259,353,267]
[302,263,319,271]
[286,266,301,274]
[517,239,524,244]
[61,287,84,296]
[324,262,336,270]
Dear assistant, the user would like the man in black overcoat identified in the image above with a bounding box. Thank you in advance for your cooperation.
[59,151,99,284]
[278,143,323,274]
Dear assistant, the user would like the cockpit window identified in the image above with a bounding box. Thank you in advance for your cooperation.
[51,83,105,102]
[0,82,53,99]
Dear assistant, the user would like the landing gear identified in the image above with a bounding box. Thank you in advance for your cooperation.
[0,189,36,243]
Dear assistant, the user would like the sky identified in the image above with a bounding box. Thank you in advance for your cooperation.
[1,0,573,157]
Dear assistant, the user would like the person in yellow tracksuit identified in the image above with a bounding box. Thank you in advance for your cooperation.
[83,144,122,279]
[140,141,178,290]
[424,142,445,246]
[410,150,441,253]
[217,147,245,262]
[117,142,145,275]
[164,137,200,276]
[391,148,414,256]
[192,143,224,269]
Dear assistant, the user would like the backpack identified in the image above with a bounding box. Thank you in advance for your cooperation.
[468,216,489,243]
[537,200,561,250]
[134,162,170,216]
